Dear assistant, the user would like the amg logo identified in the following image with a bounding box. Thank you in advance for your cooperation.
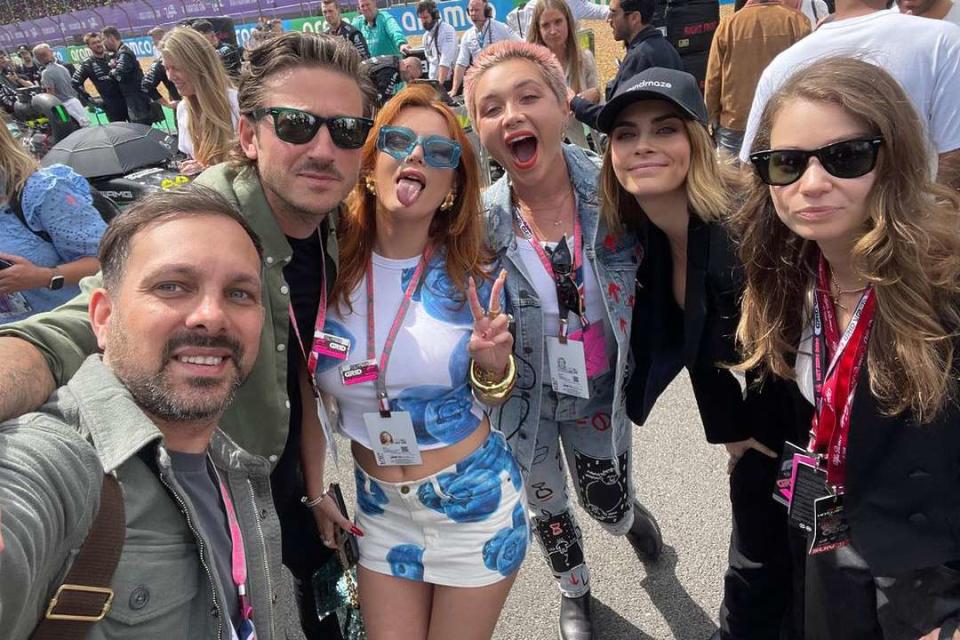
[102,190,134,200]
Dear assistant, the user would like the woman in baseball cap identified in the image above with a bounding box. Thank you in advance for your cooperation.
[599,66,802,639]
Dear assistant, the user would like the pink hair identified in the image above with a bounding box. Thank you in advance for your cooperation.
[463,40,568,127]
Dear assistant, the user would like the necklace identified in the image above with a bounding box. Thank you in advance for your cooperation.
[830,271,868,312]
[516,189,573,231]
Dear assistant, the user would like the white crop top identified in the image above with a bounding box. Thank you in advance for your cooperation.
[313,251,489,451]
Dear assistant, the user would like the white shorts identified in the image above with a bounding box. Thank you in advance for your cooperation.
[353,429,529,587]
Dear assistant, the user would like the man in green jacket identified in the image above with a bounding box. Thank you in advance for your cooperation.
[0,32,377,640]
[0,187,282,640]
[353,0,412,56]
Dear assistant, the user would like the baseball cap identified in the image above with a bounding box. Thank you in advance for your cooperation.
[595,67,708,133]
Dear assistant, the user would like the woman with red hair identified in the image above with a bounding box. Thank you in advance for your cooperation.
[305,84,526,640]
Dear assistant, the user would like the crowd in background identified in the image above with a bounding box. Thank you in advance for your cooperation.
[0,0,111,24]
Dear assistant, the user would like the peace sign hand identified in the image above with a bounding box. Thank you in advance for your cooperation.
[467,270,513,378]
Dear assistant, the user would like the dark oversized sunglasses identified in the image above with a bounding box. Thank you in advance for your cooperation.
[749,137,884,187]
[549,238,582,316]
[376,125,462,169]
[250,107,374,149]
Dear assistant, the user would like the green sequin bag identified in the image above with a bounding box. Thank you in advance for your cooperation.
[313,555,366,640]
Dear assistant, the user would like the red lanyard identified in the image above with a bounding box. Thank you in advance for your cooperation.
[215,475,255,628]
[287,232,328,379]
[365,248,434,415]
[512,204,588,333]
[809,255,876,489]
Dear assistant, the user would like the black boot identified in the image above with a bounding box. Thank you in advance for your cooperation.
[626,500,663,561]
[559,592,594,640]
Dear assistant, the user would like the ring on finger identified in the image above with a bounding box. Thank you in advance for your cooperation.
[486,308,501,320]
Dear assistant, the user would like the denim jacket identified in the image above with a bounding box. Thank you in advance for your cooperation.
[481,144,641,474]
[0,355,282,640]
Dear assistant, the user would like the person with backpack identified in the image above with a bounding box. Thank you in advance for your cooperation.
[0,122,104,324]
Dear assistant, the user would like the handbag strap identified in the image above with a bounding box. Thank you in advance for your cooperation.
[31,474,126,640]
[8,188,53,244]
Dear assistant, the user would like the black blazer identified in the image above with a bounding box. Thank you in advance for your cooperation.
[626,215,798,449]
[790,355,960,575]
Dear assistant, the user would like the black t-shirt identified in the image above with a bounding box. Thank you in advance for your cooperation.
[273,228,334,509]
[169,451,241,630]
[16,62,41,85]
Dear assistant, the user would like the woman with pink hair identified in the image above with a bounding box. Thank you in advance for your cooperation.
[464,41,662,639]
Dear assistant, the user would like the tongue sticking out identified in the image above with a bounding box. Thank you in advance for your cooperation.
[511,137,538,164]
[396,178,424,207]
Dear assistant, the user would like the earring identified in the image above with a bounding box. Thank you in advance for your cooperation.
[364,175,377,196]
[440,190,456,211]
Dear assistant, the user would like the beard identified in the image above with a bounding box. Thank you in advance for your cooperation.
[259,157,350,222]
[107,322,250,424]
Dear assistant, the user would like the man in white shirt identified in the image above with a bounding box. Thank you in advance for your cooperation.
[739,5,960,188]
[418,0,458,87]
[898,0,960,24]
[451,0,520,95]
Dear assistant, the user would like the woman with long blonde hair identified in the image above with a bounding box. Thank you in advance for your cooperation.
[597,66,801,639]
[304,84,526,640]
[0,121,104,324]
[160,27,240,175]
[735,56,960,638]
[526,0,599,147]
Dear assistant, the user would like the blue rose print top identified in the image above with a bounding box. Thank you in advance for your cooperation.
[0,164,105,324]
[314,249,500,450]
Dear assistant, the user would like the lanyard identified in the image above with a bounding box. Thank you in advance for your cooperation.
[366,248,434,416]
[215,475,255,631]
[809,254,876,489]
[512,203,588,337]
[429,21,441,58]
[477,21,492,49]
[287,231,329,380]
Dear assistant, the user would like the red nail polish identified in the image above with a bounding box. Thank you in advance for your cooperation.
[351,526,365,537]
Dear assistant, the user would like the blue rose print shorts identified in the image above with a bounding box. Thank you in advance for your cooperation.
[353,429,530,587]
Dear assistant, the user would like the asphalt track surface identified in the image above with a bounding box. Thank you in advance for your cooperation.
[278,370,730,639]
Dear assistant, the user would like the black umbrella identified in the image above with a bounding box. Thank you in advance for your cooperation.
[41,123,177,179]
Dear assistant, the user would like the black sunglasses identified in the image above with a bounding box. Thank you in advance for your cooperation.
[749,137,884,186]
[548,238,582,316]
[250,107,374,149]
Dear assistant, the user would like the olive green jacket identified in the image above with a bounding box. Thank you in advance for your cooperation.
[0,355,282,640]
[0,162,339,462]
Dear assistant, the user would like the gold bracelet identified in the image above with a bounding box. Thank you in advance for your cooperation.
[470,355,515,391]
[477,375,516,403]
[470,355,517,401]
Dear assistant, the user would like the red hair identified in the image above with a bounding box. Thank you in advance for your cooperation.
[333,83,491,310]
